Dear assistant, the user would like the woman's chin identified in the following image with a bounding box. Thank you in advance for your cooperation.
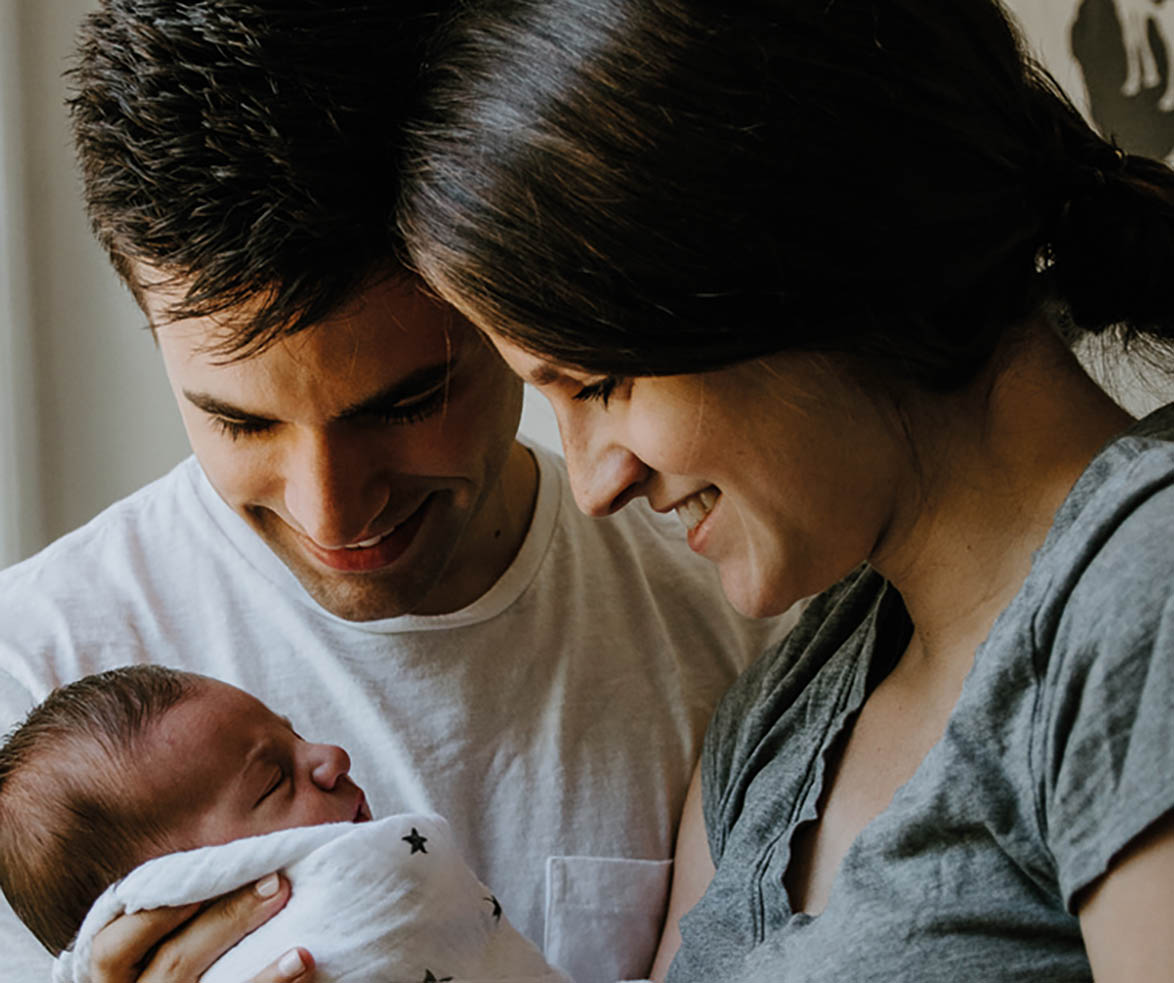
[719,564,794,619]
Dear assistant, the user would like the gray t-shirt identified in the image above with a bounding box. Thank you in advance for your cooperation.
[670,405,1174,982]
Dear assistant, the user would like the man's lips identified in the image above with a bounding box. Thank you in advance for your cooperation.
[301,498,432,573]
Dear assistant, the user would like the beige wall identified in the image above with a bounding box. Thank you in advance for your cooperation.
[3,0,188,566]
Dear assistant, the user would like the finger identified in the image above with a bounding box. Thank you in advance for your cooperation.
[134,874,293,983]
[246,946,316,983]
[90,902,203,983]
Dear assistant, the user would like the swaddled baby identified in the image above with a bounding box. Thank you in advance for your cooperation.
[0,666,569,983]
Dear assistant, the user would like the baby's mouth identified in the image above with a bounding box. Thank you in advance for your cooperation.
[354,790,373,823]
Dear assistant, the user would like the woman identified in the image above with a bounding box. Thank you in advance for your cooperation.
[399,0,1174,979]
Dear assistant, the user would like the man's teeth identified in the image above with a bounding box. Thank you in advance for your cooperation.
[675,488,719,532]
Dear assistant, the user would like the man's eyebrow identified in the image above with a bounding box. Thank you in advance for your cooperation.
[181,362,455,425]
[335,363,451,420]
[183,390,274,423]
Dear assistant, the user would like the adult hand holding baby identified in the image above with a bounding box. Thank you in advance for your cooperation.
[88,876,314,983]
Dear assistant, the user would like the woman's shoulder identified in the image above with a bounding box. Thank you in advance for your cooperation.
[1023,425,1174,908]
[1033,403,1174,642]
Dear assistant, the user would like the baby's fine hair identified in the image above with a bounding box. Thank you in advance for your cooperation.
[0,665,197,954]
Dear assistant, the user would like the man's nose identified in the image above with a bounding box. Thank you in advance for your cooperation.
[307,743,351,791]
[282,431,388,546]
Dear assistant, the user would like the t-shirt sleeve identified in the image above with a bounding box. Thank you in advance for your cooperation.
[1039,485,1174,912]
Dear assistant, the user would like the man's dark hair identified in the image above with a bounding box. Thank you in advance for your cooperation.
[0,665,197,954]
[69,1,447,357]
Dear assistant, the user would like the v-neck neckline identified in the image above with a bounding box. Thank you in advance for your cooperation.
[769,581,912,924]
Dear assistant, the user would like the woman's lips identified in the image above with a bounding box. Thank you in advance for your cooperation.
[303,498,431,573]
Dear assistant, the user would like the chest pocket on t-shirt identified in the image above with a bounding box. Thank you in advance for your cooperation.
[544,855,672,983]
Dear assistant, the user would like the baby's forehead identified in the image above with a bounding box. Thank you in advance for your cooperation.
[139,678,292,755]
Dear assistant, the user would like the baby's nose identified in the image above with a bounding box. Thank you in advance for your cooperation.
[308,743,351,790]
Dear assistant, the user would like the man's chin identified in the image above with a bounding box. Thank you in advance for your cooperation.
[292,564,442,621]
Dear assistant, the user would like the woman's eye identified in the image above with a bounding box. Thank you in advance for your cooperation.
[571,376,621,407]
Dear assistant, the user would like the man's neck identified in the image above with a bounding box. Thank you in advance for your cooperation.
[412,440,539,616]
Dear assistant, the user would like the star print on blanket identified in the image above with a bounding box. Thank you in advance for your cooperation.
[404,826,430,854]
[53,814,572,983]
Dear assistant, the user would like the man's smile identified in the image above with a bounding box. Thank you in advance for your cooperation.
[292,497,434,573]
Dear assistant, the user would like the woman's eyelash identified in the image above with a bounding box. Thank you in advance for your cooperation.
[571,377,620,406]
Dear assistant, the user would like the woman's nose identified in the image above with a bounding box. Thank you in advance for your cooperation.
[563,434,650,517]
[307,743,351,791]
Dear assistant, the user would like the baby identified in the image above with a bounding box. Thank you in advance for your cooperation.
[0,666,568,983]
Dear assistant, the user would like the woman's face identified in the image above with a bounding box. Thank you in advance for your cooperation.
[492,334,913,617]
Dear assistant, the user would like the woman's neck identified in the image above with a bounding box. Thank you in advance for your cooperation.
[872,320,1135,668]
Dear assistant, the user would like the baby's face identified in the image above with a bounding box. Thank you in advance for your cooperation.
[132,678,372,851]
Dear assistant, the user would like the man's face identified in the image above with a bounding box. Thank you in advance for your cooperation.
[147,271,530,620]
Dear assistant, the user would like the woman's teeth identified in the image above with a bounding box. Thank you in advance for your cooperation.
[675,488,719,532]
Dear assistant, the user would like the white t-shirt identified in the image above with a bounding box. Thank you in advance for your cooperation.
[0,444,797,983]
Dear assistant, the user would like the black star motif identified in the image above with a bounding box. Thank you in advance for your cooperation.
[402,826,428,854]
[422,972,453,982]
[484,894,502,921]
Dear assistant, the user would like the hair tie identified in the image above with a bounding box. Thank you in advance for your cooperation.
[1034,145,1125,275]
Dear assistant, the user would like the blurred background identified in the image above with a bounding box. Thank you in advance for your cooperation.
[2,0,1172,568]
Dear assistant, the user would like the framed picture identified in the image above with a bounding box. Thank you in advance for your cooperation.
[1007,0,1174,162]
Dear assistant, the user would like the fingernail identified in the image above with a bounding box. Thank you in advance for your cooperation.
[278,949,306,978]
[255,873,280,898]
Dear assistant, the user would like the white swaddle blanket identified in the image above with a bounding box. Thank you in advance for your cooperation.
[53,814,571,983]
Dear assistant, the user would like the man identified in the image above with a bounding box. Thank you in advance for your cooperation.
[0,4,796,982]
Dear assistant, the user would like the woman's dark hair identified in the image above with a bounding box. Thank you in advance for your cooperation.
[0,666,197,954]
[400,0,1174,388]
[69,0,448,357]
